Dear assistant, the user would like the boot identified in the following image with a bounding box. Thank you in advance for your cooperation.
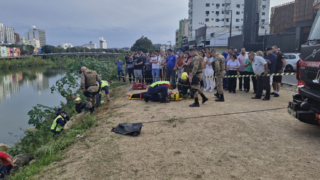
[215,94,225,102]
[189,98,200,107]
[160,99,170,103]
[214,92,219,97]
[200,93,208,104]
[89,107,94,114]
[143,94,149,102]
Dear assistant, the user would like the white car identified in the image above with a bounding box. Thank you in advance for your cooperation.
[284,53,300,72]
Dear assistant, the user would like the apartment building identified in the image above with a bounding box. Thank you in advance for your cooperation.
[25,26,46,47]
[188,0,245,41]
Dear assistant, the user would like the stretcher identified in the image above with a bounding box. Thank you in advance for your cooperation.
[128,93,184,101]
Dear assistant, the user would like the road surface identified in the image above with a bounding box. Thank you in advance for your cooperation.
[282,75,297,85]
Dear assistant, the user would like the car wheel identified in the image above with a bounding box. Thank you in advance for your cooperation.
[285,65,293,72]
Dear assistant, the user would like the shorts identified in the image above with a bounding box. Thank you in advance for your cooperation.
[102,86,109,94]
[273,70,282,83]
[134,69,143,78]
[125,66,128,74]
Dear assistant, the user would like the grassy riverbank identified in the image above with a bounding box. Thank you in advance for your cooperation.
[0,57,55,69]
[4,58,119,179]
[9,81,124,180]
[0,54,126,70]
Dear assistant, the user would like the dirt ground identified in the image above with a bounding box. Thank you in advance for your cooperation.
[37,85,320,180]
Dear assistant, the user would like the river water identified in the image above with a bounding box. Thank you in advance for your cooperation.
[0,67,66,146]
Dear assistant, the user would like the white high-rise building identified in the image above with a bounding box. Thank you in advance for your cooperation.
[26,38,40,48]
[58,42,73,49]
[4,27,15,44]
[188,0,245,41]
[99,37,107,49]
[25,26,46,47]
[0,24,4,43]
[258,0,270,36]
[83,41,97,49]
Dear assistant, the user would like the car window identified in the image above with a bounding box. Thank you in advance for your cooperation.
[284,55,289,59]
[289,55,296,59]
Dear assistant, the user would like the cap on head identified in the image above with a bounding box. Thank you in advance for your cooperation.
[181,72,188,80]
[75,97,81,102]
[266,47,272,51]
[61,111,67,115]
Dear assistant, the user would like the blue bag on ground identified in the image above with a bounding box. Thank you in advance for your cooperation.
[112,123,143,136]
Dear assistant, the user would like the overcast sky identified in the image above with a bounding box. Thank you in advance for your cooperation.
[0,0,293,48]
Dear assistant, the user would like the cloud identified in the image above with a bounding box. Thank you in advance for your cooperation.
[0,0,293,48]
[0,0,188,48]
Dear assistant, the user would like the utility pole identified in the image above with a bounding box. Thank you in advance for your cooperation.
[228,9,233,48]
[204,24,207,49]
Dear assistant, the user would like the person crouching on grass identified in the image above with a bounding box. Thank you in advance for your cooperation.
[144,81,176,103]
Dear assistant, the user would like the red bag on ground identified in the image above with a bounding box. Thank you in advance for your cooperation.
[132,83,146,90]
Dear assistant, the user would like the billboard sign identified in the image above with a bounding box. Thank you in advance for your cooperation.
[6,47,10,57]
[13,47,17,57]
[10,48,14,57]
[16,47,20,57]
[0,46,7,57]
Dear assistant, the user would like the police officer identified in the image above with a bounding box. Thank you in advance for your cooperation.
[212,49,226,102]
[80,66,102,113]
[188,48,208,107]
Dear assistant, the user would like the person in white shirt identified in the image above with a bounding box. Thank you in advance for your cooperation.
[158,49,167,80]
[249,52,270,101]
[204,52,215,92]
[150,52,160,82]
[227,54,240,93]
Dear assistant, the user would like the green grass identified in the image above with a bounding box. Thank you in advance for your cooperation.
[10,115,97,180]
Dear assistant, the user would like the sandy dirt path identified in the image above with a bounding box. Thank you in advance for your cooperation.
[37,86,320,180]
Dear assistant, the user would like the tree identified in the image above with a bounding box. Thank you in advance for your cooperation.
[41,45,57,54]
[131,36,155,53]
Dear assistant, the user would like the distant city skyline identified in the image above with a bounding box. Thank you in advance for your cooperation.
[0,0,293,48]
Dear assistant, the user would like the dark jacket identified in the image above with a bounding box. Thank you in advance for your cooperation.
[76,102,87,113]
[178,78,191,96]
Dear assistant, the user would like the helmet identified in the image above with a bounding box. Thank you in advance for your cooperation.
[181,72,188,80]
[75,97,81,102]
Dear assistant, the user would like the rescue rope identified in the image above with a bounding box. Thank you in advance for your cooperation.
[141,107,287,124]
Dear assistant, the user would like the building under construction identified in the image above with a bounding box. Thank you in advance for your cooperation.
[270,1,296,34]
[271,0,316,34]
[294,0,316,22]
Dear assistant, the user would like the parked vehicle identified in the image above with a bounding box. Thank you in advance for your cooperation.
[288,10,320,125]
[283,53,300,72]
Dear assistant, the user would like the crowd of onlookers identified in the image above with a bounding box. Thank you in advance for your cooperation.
[114,45,286,101]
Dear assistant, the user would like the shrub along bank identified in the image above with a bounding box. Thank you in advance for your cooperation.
[7,58,120,179]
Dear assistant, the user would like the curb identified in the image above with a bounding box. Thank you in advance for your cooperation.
[282,82,297,87]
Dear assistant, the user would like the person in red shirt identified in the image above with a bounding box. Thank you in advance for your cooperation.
[0,151,15,179]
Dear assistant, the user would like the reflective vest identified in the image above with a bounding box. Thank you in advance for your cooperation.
[51,115,63,132]
[97,80,109,94]
[101,80,109,88]
[149,81,170,88]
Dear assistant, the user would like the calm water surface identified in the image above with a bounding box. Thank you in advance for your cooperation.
[0,67,66,146]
